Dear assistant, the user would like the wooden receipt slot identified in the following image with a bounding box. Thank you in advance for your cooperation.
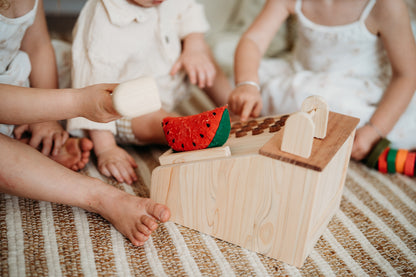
[151,96,359,267]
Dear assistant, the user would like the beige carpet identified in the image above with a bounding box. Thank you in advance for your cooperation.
[1,95,415,276]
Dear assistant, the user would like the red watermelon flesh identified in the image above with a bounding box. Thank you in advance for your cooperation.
[162,106,231,152]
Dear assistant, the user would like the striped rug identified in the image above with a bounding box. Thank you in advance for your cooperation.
[1,94,415,276]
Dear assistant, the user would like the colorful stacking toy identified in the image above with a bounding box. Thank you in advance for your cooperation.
[364,138,416,177]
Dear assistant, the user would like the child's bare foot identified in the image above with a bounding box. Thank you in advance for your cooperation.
[51,137,94,171]
[96,191,171,246]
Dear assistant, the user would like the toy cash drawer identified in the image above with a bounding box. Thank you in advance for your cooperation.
[151,96,359,267]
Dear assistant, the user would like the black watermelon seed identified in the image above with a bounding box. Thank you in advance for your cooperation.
[206,123,210,127]
[200,134,204,138]
[167,131,169,135]
[172,139,175,143]
[192,142,196,146]
[181,144,184,148]
[213,112,216,115]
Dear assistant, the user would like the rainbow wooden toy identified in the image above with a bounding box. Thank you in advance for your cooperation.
[364,138,416,177]
[151,96,359,267]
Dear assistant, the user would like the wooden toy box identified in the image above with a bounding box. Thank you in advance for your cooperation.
[151,99,359,267]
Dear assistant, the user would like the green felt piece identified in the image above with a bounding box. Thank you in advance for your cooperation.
[387,148,398,174]
[208,108,231,149]
[364,138,391,169]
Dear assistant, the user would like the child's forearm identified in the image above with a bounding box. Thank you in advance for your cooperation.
[369,75,416,137]
[89,129,118,155]
[21,0,59,89]
[182,33,209,53]
[233,0,289,85]
[234,37,262,84]
[203,62,232,106]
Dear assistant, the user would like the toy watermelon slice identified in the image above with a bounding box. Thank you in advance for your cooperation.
[162,106,231,152]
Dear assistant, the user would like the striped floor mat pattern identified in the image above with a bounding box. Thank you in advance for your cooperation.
[1,94,415,276]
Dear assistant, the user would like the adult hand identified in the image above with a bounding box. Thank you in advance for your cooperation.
[78,83,121,123]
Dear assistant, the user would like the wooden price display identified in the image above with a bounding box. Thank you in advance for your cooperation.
[151,96,359,267]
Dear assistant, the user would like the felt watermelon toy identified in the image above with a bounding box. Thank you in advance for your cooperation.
[162,106,231,152]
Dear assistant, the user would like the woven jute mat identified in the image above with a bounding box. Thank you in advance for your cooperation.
[1,95,415,276]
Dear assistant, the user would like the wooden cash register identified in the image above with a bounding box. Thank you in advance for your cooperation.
[151,96,359,267]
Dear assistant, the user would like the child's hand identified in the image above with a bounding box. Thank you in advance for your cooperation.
[78,83,121,123]
[351,124,382,161]
[170,35,216,89]
[228,85,263,122]
[96,144,138,185]
[170,51,216,89]
[14,121,69,156]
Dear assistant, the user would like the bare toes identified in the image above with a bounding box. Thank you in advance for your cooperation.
[80,138,94,151]
[133,231,150,243]
[141,215,158,231]
[130,236,144,247]
[81,151,90,159]
[146,202,171,223]
[137,220,153,235]
[77,161,86,170]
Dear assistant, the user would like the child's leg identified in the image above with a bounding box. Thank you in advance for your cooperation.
[0,134,170,246]
[130,109,177,145]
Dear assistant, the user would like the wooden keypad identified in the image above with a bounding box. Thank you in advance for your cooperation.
[230,115,289,138]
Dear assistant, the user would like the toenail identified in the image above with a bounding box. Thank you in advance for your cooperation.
[159,211,168,221]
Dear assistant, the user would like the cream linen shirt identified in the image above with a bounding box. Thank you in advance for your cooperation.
[68,0,209,134]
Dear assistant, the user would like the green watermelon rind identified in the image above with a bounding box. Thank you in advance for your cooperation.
[207,108,231,148]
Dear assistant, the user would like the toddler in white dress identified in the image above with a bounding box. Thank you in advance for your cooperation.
[228,0,416,160]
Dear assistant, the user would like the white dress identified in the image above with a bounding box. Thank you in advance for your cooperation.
[0,0,38,137]
[260,0,416,149]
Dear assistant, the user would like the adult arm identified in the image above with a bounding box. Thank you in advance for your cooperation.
[0,83,120,125]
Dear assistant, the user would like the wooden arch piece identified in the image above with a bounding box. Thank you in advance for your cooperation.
[301,95,329,139]
[281,112,315,158]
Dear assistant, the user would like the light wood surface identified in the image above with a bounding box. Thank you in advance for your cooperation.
[159,146,231,165]
[281,112,315,158]
[301,95,329,139]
